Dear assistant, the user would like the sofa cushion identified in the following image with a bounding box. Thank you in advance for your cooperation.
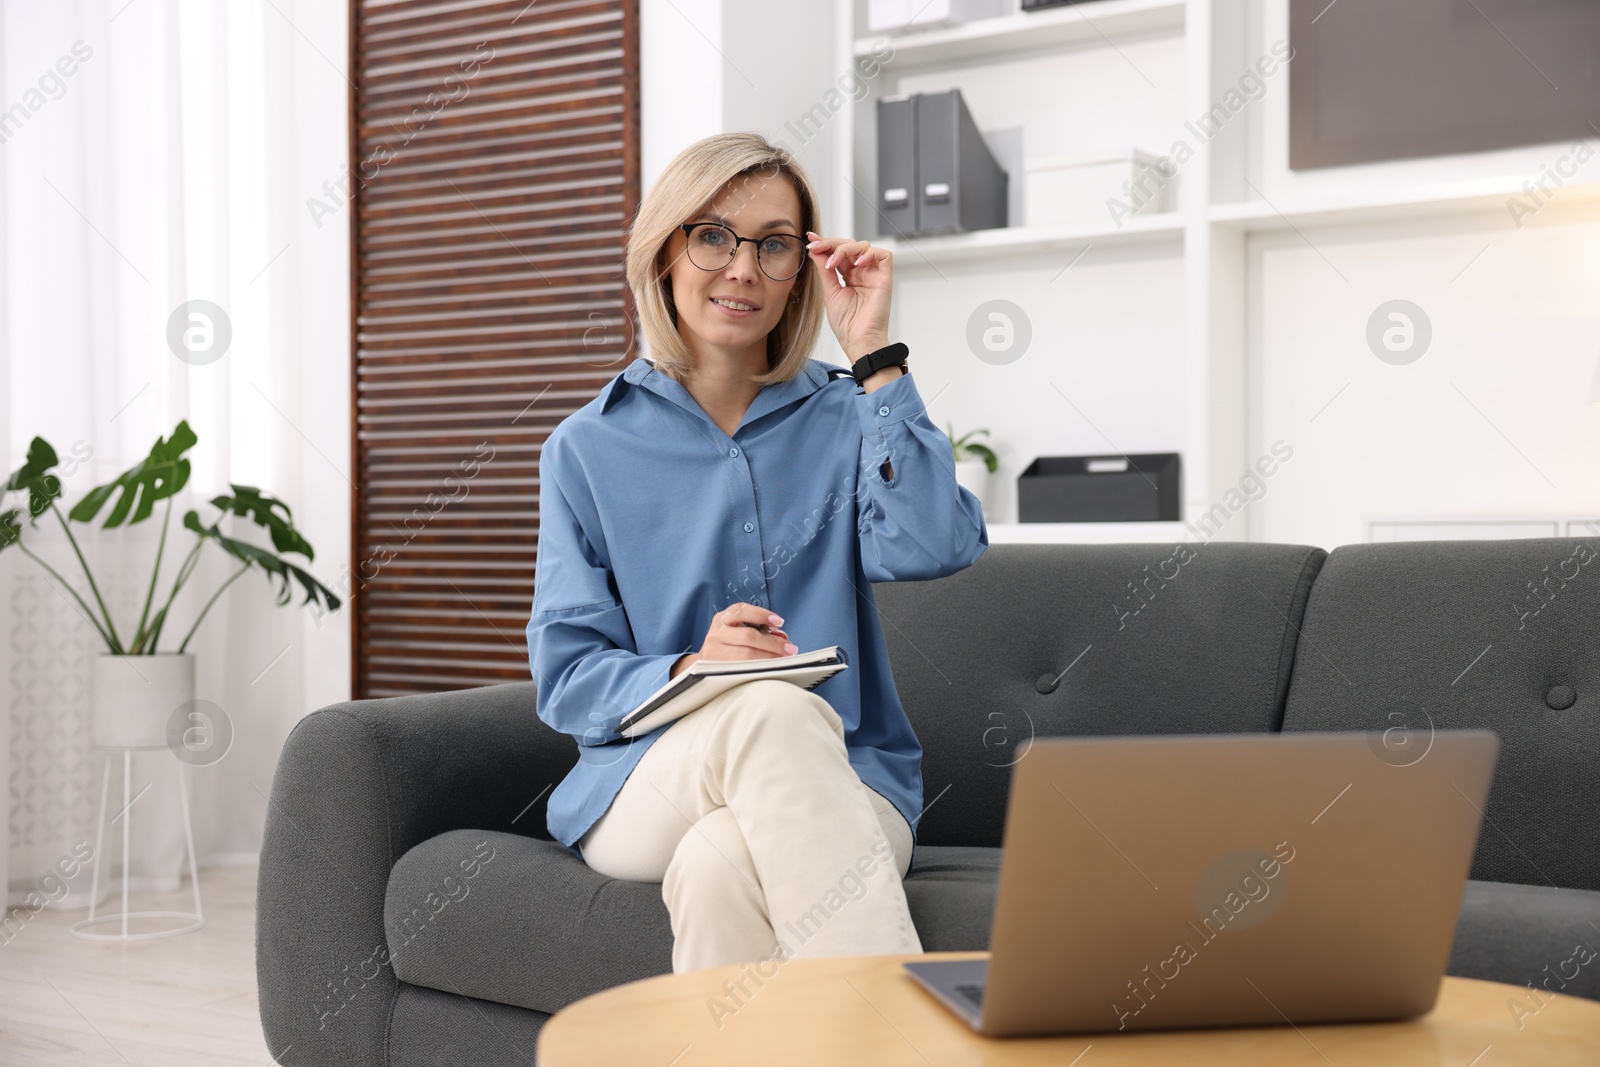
[388,983,550,1067]
[872,542,1327,847]
[387,831,1599,1019]
[386,833,1003,1014]
[1450,880,1600,1004]
[904,845,1001,953]
[1281,538,1600,891]
[386,829,672,1016]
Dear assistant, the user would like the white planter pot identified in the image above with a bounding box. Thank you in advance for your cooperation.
[954,458,992,516]
[91,653,195,750]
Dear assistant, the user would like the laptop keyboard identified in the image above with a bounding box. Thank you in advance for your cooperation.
[953,982,986,1007]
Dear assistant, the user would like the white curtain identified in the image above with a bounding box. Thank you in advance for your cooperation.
[1,0,351,912]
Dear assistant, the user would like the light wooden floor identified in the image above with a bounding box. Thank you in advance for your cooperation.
[0,866,280,1066]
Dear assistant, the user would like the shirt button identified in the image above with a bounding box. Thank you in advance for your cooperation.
[729,447,739,457]
[878,405,890,417]
[743,522,754,532]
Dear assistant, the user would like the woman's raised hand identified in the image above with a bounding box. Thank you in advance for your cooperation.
[805,231,892,360]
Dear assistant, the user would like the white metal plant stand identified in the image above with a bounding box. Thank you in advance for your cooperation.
[70,745,205,941]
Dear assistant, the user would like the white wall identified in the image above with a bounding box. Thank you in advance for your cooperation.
[1251,203,1600,549]
[1241,2,1600,549]
[640,0,723,204]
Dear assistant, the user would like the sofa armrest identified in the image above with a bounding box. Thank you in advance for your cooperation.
[1449,879,1600,1003]
[256,681,572,1067]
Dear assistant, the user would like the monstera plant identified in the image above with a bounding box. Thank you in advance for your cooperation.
[0,419,340,654]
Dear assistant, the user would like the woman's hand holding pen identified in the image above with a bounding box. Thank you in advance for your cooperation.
[670,603,798,679]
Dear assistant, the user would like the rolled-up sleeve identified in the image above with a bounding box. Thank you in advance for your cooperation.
[526,438,681,745]
[853,369,989,582]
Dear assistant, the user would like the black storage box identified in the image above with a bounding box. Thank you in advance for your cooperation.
[1018,453,1181,522]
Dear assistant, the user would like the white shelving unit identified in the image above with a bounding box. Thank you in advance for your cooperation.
[831,0,1600,545]
[1210,179,1600,232]
[880,211,1183,269]
[986,520,1193,544]
[1367,516,1600,543]
[851,0,1187,69]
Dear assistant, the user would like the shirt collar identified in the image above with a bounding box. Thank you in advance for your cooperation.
[602,357,836,433]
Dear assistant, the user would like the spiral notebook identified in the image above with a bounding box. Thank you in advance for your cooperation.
[617,646,849,738]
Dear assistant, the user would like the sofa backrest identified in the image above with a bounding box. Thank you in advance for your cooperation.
[1281,537,1600,891]
[873,541,1326,848]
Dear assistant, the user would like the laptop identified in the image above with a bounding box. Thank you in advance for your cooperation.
[904,730,1499,1036]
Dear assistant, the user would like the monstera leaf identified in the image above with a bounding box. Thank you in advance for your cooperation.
[206,484,315,560]
[70,420,196,527]
[3,437,64,525]
[4,418,340,653]
[182,510,341,612]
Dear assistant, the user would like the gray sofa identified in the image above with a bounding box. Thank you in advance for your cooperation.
[257,539,1600,1066]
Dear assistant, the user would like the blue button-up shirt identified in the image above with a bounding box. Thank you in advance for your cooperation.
[526,355,989,855]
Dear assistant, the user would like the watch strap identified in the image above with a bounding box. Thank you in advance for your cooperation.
[850,341,909,384]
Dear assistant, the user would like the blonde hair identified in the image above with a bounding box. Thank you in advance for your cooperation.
[625,132,824,387]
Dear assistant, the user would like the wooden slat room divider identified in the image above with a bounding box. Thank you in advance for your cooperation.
[349,0,640,696]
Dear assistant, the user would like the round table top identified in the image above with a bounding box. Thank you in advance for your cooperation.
[536,952,1600,1067]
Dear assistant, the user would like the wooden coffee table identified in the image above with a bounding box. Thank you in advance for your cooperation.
[537,951,1600,1066]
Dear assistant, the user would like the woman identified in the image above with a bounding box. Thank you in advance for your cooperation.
[526,131,988,973]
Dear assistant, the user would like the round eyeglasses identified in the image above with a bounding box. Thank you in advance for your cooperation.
[678,222,807,282]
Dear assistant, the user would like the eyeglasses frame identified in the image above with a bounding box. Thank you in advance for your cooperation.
[677,222,808,282]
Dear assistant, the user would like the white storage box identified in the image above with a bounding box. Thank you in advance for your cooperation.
[1024,149,1171,227]
[868,0,1015,33]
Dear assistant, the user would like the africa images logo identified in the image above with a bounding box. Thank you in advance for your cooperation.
[1111,842,1297,1030]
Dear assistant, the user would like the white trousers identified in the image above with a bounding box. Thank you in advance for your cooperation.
[578,678,924,972]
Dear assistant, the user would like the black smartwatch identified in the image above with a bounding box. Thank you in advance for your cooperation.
[850,341,909,385]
